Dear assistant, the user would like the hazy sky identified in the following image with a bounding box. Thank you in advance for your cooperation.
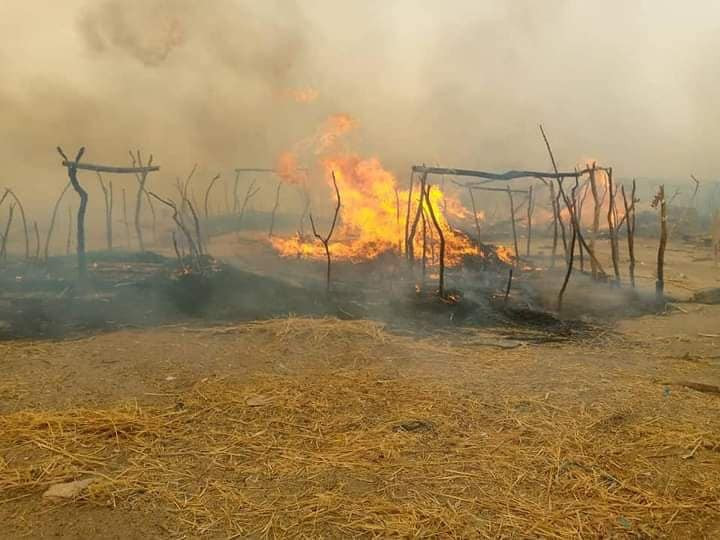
[1,0,719,210]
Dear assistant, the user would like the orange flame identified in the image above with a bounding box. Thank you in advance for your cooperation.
[271,115,512,267]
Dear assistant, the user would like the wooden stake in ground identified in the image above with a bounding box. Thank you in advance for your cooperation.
[203,173,222,219]
[144,190,157,244]
[269,180,282,237]
[309,171,342,293]
[653,185,668,301]
[467,186,482,246]
[606,168,621,284]
[97,173,113,251]
[557,179,579,312]
[539,125,565,265]
[1,203,15,261]
[424,184,446,298]
[122,188,130,249]
[149,192,201,268]
[525,185,534,257]
[407,171,428,263]
[621,180,638,288]
[5,190,29,259]
[33,221,40,260]
[130,150,154,252]
[588,165,603,279]
[506,186,519,266]
[404,170,415,256]
[238,179,260,229]
[232,170,241,213]
[57,146,89,281]
[44,182,71,261]
[66,205,73,255]
[186,200,204,256]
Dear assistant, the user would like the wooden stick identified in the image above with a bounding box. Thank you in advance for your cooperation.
[588,165,602,279]
[58,146,89,282]
[539,125,568,263]
[621,181,637,288]
[506,186,519,266]
[462,184,529,194]
[407,171,428,262]
[404,170,415,256]
[421,208,427,282]
[5,190,29,259]
[186,200,203,256]
[394,187,401,252]
[203,173,222,218]
[238,179,260,229]
[424,184,446,298]
[97,173,113,251]
[557,179,579,312]
[412,164,607,181]
[504,268,513,306]
[606,168,621,284]
[130,150,153,253]
[232,170,241,213]
[525,185,534,257]
[467,186,482,246]
[1,203,15,260]
[44,182,71,261]
[654,185,668,301]
[61,161,159,174]
[33,221,40,260]
[66,205,73,255]
[144,189,156,244]
[149,192,200,267]
[122,188,131,249]
[268,180,282,237]
[309,171,342,293]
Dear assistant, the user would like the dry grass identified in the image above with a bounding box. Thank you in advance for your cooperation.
[0,318,719,538]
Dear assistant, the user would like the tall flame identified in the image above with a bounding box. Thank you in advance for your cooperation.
[271,115,511,266]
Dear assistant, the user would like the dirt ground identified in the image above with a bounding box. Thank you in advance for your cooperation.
[1,238,719,538]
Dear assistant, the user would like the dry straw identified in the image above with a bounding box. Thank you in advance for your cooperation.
[0,318,719,537]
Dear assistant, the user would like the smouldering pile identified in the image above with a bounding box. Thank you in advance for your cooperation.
[1,340,719,537]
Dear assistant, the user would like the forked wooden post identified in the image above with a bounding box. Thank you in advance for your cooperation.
[57,148,160,282]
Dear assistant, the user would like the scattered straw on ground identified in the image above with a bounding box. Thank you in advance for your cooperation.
[1,362,719,538]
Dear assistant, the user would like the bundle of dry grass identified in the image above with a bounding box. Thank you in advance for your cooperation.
[1,359,719,538]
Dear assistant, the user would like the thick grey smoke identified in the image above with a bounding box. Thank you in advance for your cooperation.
[0,0,718,218]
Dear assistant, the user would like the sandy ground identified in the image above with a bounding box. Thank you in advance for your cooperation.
[0,237,719,538]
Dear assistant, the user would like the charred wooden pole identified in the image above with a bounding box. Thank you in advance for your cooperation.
[557,179,579,312]
[606,168,621,284]
[404,170,415,257]
[203,173,222,219]
[130,150,153,252]
[309,171,342,293]
[232,170,241,213]
[504,268,513,306]
[238,179,260,229]
[186,200,204,256]
[1,204,15,261]
[57,147,89,282]
[621,180,637,288]
[268,180,282,237]
[421,209,428,282]
[506,185,519,266]
[144,190,157,244]
[407,171,428,263]
[149,192,200,268]
[44,182,71,261]
[66,206,73,255]
[33,221,40,260]
[525,185,534,257]
[4,190,29,259]
[539,125,566,264]
[576,179,591,272]
[97,173,113,251]
[654,185,668,301]
[588,165,602,279]
[394,187,402,252]
[468,186,482,246]
[122,188,131,249]
[424,184,446,298]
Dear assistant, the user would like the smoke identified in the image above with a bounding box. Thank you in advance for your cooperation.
[1,0,719,221]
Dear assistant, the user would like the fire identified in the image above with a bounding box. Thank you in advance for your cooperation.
[270,115,513,267]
